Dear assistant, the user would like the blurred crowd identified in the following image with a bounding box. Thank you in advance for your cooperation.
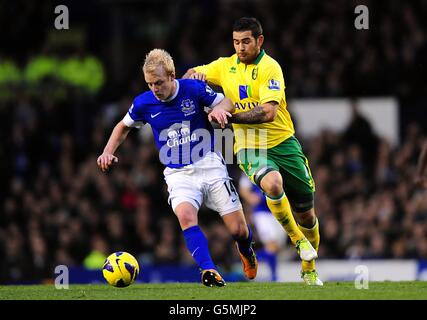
[171,0,427,99]
[1,1,426,99]
[307,118,427,260]
[1,0,427,283]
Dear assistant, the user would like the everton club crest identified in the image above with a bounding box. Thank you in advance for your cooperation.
[181,99,196,116]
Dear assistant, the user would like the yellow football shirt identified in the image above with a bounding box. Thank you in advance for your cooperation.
[194,50,295,153]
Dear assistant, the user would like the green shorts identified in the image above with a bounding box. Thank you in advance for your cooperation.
[236,136,315,212]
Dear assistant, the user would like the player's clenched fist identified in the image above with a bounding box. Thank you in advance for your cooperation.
[97,153,118,172]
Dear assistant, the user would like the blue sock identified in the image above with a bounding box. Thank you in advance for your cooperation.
[257,249,278,281]
[269,253,278,281]
[233,225,253,257]
[183,225,216,271]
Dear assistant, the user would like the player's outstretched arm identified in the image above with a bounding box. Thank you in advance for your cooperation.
[208,97,235,128]
[97,121,132,172]
[415,139,427,188]
[231,101,278,124]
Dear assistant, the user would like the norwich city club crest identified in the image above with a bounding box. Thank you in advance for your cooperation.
[252,68,258,80]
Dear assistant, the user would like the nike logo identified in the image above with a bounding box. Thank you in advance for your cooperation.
[151,112,161,118]
[232,198,237,203]
[191,247,199,257]
[115,259,122,272]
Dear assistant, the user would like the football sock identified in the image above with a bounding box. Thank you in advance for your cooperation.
[257,249,278,281]
[183,225,216,271]
[266,193,305,245]
[298,218,320,272]
[233,225,253,257]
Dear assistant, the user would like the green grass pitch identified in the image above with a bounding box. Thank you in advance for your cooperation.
[1,281,427,300]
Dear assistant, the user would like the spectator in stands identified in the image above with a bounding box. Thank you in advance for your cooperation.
[415,139,427,188]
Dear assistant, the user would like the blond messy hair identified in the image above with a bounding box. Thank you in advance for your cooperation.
[142,49,175,76]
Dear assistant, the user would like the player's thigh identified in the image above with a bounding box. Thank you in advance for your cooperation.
[164,168,203,213]
[269,136,316,212]
[236,148,280,188]
[204,178,244,216]
[201,155,243,216]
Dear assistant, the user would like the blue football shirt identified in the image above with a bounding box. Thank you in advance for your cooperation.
[122,79,223,168]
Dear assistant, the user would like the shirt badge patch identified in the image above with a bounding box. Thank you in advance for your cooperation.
[252,68,258,80]
[181,99,196,116]
[268,79,280,91]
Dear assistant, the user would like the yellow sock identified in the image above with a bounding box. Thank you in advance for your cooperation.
[265,193,305,245]
[298,218,320,272]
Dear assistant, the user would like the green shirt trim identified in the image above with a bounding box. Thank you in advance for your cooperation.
[237,49,265,65]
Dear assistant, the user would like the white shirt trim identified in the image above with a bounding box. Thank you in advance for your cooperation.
[122,113,144,128]
[207,93,224,108]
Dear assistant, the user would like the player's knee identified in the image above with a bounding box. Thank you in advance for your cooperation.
[295,209,316,228]
[290,193,314,215]
[175,208,198,229]
[260,173,283,197]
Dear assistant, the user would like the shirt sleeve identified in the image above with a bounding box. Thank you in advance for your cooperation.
[122,101,146,128]
[259,63,285,105]
[196,80,224,108]
[193,57,226,87]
